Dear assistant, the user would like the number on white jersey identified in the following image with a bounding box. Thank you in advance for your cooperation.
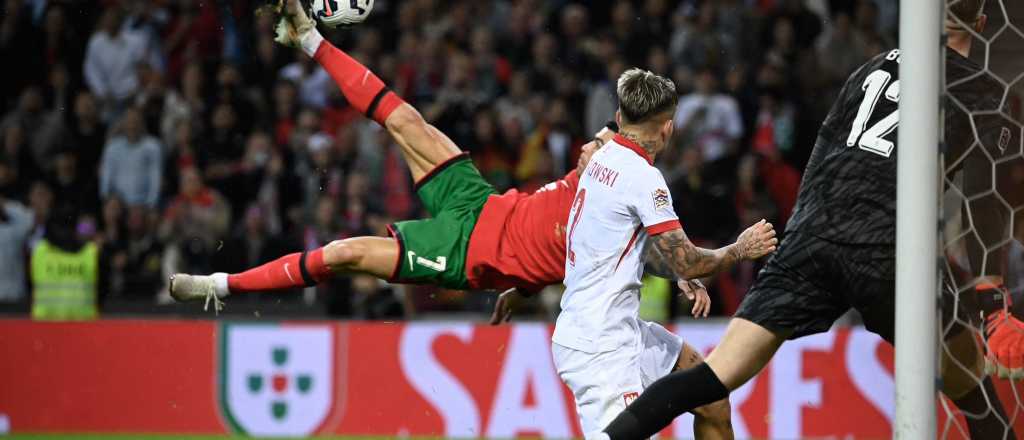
[846,69,900,157]
[566,189,587,266]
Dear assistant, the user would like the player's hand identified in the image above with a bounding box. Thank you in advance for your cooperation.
[489,288,520,325]
[735,219,777,260]
[679,279,710,318]
[984,310,1024,379]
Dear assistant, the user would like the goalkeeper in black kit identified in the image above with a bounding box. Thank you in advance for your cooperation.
[602,1,1023,439]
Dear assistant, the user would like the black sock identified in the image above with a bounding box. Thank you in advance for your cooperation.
[953,377,1017,440]
[604,362,729,440]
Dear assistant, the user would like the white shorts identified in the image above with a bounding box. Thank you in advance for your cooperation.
[552,320,683,439]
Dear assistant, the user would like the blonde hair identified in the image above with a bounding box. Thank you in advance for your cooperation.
[616,68,678,124]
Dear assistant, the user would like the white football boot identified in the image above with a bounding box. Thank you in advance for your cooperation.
[168,273,229,313]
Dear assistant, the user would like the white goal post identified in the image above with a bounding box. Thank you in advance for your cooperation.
[895,0,943,438]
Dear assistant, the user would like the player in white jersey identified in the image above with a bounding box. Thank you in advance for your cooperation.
[553,68,778,439]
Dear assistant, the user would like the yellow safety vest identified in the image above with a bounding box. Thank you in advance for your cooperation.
[31,240,99,320]
[639,275,671,322]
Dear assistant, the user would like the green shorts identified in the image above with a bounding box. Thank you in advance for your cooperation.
[387,153,496,289]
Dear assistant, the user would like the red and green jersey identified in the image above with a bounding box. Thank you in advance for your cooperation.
[465,170,580,293]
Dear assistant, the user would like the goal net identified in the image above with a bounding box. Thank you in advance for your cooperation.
[939,0,1024,438]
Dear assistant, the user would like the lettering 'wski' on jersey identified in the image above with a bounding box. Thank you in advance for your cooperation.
[553,134,681,353]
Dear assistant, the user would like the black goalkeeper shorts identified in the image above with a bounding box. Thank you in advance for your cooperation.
[735,232,971,343]
[735,232,899,342]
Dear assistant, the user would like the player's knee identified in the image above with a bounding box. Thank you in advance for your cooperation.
[384,103,423,133]
[323,239,366,269]
[694,398,732,426]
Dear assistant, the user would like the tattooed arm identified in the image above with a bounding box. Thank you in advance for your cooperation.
[643,244,678,280]
[650,220,777,280]
[644,244,714,318]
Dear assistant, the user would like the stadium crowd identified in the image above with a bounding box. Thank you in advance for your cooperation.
[0,0,902,319]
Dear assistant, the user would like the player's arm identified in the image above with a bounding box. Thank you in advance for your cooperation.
[642,244,678,280]
[642,244,713,317]
[649,221,776,280]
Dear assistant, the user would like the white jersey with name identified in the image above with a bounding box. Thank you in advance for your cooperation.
[552,134,681,353]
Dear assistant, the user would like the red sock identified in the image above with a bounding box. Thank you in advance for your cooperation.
[314,41,404,125]
[227,249,331,293]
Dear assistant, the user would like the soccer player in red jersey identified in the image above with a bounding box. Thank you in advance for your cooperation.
[169,1,777,314]
[171,5,778,436]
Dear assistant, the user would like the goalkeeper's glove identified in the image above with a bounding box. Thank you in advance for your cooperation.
[978,283,1024,380]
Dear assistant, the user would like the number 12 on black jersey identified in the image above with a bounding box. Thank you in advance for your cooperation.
[847,70,901,157]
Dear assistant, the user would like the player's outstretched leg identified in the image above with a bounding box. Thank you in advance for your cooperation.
[275,0,461,183]
[941,327,1018,439]
[169,237,398,304]
[676,342,734,440]
[603,319,786,440]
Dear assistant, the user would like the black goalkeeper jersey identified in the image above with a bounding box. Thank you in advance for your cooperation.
[786,47,1007,245]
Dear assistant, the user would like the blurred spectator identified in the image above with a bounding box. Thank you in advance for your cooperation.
[298,132,345,213]
[83,8,158,119]
[1,0,44,103]
[670,2,737,73]
[0,198,33,303]
[161,0,224,79]
[204,102,248,217]
[425,52,487,147]
[495,70,536,134]
[816,13,868,83]
[26,181,54,244]
[749,93,801,224]
[67,91,108,176]
[135,69,191,147]
[2,88,46,180]
[99,107,163,208]
[516,98,582,188]
[0,157,23,200]
[280,52,331,109]
[31,205,99,320]
[674,70,744,164]
[667,146,738,245]
[216,204,294,277]
[610,1,654,67]
[160,166,230,275]
[48,147,100,216]
[470,108,515,191]
[100,205,164,300]
[764,0,823,51]
[469,26,511,99]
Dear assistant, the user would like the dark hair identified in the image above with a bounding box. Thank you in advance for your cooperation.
[949,0,985,25]
[616,68,678,124]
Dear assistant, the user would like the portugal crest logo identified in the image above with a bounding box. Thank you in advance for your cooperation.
[219,323,344,437]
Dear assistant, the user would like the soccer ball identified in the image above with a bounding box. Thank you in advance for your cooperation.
[311,0,374,27]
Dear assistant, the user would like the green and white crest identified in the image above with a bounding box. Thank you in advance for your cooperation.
[219,323,336,437]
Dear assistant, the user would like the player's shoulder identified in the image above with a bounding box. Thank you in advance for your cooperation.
[852,48,902,79]
[945,47,984,78]
[610,144,664,182]
[945,48,1004,113]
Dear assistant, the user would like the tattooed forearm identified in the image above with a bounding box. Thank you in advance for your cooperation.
[650,228,743,279]
[643,245,678,280]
